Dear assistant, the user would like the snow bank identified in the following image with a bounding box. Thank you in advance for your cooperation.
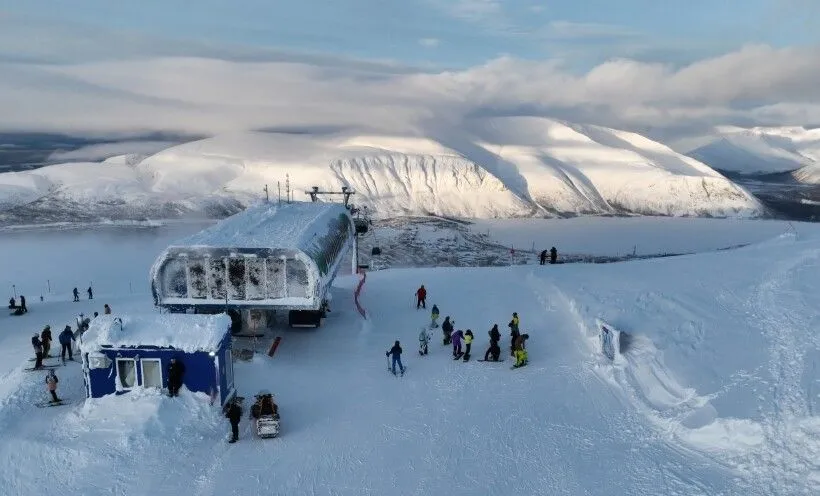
[0,117,764,221]
[81,313,230,352]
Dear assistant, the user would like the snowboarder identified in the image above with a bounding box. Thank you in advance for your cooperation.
[224,398,243,443]
[430,304,440,328]
[484,324,502,361]
[31,333,44,369]
[386,340,405,375]
[418,327,430,356]
[45,369,60,403]
[59,325,75,362]
[463,330,474,361]
[167,357,185,397]
[550,246,558,264]
[416,285,427,309]
[103,303,111,315]
[441,316,454,345]
[72,287,79,302]
[539,249,547,265]
[513,333,530,368]
[19,295,26,313]
[509,315,520,357]
[41,325,53,357]
[87,286,93,300]
[452,329,464,358]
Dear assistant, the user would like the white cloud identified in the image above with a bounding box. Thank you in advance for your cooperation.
[1,44,819,146]
[543,21,640,40]
[419,38,440,48]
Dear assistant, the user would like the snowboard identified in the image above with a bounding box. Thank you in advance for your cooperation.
[511,363,529,370]
[477,359,505,362]
[35,400,69,408]
[388,366,406,376]
[452,352,464,360]
[28,356,59,361]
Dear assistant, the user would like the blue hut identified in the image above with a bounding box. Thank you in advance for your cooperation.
[80,313,235,406]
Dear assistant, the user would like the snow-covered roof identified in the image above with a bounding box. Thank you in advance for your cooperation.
[171,201,350,251]
[81,313,231,353]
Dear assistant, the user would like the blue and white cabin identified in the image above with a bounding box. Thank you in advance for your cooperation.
[80,313,235,406]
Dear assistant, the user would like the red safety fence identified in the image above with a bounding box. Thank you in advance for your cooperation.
[354,270,367,319]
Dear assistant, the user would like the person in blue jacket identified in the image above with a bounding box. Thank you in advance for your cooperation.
[386,340,405,375]
[59,325,76,362]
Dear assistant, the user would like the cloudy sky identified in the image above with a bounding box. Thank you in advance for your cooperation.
[1,0,819,149]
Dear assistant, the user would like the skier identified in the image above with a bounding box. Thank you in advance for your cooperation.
[386,340,405,375]
[41,325,53,358]
[484,324,501,361]
[539,249,547,265]
[430,304,440,328]
[87,286,93,300]
[45,369,61,403]
[441,316,454,345]
[72,287,79,302]
[451,329,464,359]
[103,303,112,315]
[19,295,26,313]
[513,333,530,368]
[463,329,474,361]
[416,285,427,309]
[418,327,430,356]
[224,398,243,443]
[59,325,75,362]
[550,246,558,264]
[31,333,44,369]
[167,357,186,397]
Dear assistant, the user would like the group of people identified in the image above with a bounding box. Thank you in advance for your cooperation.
[73,286,94,302]
[396,286,532,370]
[539,247,558,265]
[8,295,27,315]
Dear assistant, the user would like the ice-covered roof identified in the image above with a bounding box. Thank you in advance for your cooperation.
[172,201,350,250]
[81,313,231,353]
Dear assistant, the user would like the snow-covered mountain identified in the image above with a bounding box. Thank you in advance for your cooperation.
[689,126,820,180]
[0,117,764,224]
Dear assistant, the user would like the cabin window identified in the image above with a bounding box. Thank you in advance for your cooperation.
[140,359,163,388]
[117,358,137,389]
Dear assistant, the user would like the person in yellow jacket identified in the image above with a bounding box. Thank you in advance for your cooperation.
[513,333,529,368]
[462,330,474,361]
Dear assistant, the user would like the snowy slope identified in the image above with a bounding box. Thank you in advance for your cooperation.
[0,118,764,223]
[689,126,820,177]
[0,220,818,495]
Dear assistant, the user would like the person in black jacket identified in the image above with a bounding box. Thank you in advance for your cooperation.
[484,324,501,361]
[386,340,405,375]
[224,399,243,443]
[19,295,26,313]
[167,357,185,397]
[32,333,44,369]
[441,316,454,345]
[550,246,558,264]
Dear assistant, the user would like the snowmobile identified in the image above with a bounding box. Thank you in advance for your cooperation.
[250,390,280,438]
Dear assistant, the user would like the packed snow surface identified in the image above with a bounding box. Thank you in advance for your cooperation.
[0,117,763,221]
[0,218,817,495]
[81,313,231,353]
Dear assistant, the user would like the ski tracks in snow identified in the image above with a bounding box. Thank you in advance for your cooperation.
[745,247,820,494]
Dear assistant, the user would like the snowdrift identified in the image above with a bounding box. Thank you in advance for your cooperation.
[690,126,820,179]
[0,117,763,222]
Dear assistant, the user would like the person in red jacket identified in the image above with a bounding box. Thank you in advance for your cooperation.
[416,285,427,309]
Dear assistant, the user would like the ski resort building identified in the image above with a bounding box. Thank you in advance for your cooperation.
[149,201,355,329]
[80,313,235,406]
